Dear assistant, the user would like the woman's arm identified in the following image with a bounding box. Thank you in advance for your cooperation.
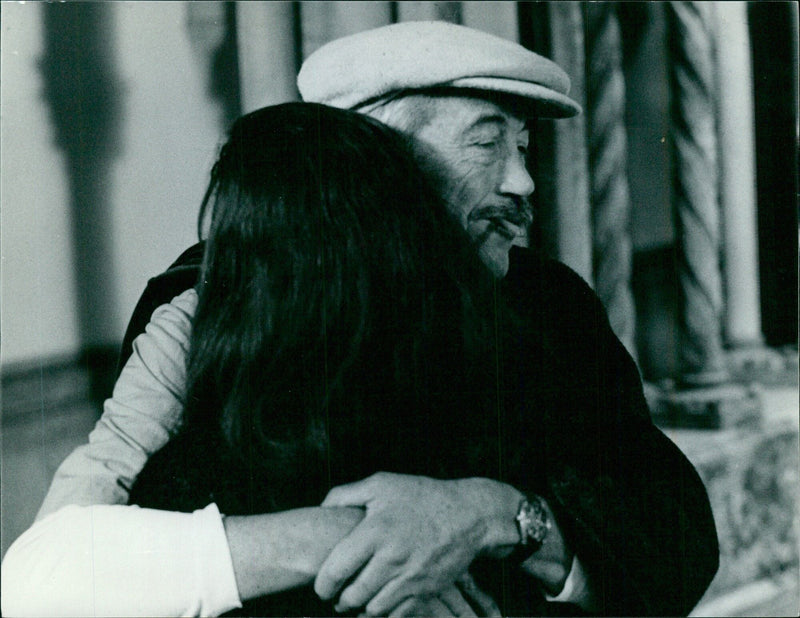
[37,289,198,519]
[1,501,364,617]
[2,503,240,617]
[224,507,364,600]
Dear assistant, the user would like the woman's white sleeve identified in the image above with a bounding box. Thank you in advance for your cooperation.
[1,503,241,617]
[36,288,198,519]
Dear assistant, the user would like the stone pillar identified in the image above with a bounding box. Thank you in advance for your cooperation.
[655,2,760,428]
[236,2,299,113]
[186,4,227,67]
[461,2,519,42]
[300,1,393,59]
[39,2,125,402]
[186,2,240,129]
[710,2,795,384]
[714,2,762,350]
[396,1,461,23]
[585,3,637,356]
[522,2,593,286]
[39,2,123,349]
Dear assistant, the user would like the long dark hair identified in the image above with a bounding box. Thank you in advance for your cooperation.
[185,103,501,482]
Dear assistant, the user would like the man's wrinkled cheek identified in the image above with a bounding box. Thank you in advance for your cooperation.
[448,170,489,217]
[443,182,475,226]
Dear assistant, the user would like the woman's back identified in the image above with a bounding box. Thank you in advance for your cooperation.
[128,103,529,614]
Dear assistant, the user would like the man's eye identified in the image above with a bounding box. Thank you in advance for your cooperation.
[476,141,498,149]
[518,145,529,156]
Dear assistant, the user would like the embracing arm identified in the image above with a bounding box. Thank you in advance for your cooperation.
[314,252,718,617]
[1,288,369,616]
[1,501,364,617]
[36,289,198,518]
[1,503,240,617]
[224,507,363,600]
[314,473,582,615]
[3,288,486,616]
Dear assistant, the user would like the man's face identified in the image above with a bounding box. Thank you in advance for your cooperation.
[412,96,534,277]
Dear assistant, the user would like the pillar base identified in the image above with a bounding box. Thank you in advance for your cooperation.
[663,391,800,615]
[727,345,799,386]
[646,380,763,430]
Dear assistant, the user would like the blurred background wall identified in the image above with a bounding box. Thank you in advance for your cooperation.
[2,1,222,365]
[1,2,798,615]
[2,1,796,374]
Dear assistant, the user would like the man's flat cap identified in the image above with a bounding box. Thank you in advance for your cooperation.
[298,21,581,118]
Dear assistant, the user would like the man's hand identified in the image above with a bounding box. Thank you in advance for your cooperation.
[313,472,522,615]
[372,575,501,617]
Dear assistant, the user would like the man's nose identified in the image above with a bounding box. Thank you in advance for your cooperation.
[499,152,535,198]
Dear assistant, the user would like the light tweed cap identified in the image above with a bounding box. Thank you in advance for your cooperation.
[297,21,581,118]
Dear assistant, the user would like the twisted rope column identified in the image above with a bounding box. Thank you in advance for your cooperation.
[585,3,637,357]
[667,1,728,386]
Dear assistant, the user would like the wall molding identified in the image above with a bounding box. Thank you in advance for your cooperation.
[2,346,118,424]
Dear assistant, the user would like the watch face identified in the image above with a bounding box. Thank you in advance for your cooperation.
[516,497,551,545]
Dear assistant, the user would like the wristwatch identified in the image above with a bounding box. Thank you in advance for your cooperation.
[515,495,551,551]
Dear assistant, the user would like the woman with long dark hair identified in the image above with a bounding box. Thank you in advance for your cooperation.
[6,102,544,617]
[125,102,521,615]
[184,99,498,486]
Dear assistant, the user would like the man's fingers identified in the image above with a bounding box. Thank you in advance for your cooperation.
[321,475,380,507]
[364,574,422,617]
[384,591,475,618]
[387,596,451,617]
[334,552,402,613]
[386,597,419,618]
[456,574,501,617]
[314,530,376,600]
[438,585,478,616]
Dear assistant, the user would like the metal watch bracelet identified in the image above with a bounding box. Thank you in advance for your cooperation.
[515,495,551,550]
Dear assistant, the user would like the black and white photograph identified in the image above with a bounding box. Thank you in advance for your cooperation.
[1,2,798,616]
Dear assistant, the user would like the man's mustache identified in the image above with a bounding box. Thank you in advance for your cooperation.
[469,201,533,228]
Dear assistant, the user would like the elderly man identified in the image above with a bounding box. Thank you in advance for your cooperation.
[2,22,717,617]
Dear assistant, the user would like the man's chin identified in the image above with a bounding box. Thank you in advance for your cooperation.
[478,242,510,278]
